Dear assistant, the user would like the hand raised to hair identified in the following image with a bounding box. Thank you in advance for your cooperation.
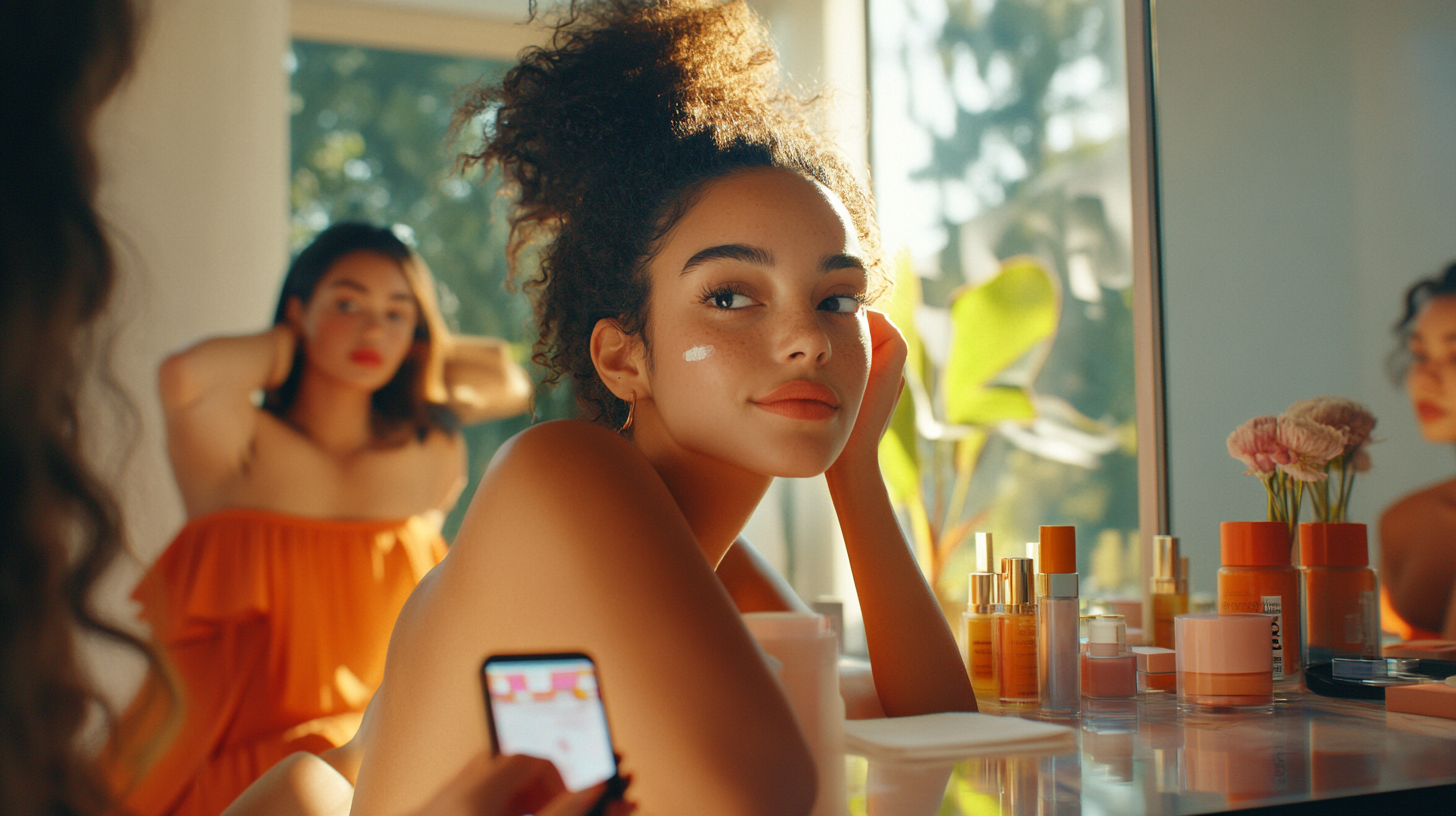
[828,309,907,474]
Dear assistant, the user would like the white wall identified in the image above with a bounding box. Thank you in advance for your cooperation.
[88,0,291,707]
[1156,0,1456,594]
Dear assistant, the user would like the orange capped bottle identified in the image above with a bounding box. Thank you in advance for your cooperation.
[1298,522,1377,668]
[1218,521,1301,690]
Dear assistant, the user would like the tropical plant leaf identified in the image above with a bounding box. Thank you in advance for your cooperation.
[949,386,1036,426]
[878,398,920,507]
[944,256,1058,426]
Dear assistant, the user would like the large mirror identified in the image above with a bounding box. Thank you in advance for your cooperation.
[1141,0,1456,595]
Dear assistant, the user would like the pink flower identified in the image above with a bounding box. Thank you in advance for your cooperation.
[1286,396,1377,454]
[1228,415,1285,476]
[1276,414,1345,481]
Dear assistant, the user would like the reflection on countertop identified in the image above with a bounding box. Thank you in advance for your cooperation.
[847,693,1456,815]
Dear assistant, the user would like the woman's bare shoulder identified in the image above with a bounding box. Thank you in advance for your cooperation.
[1381,477,1456,549]
[455,420,682,553]
[488,420,647,483]
[1383,477,1456,522]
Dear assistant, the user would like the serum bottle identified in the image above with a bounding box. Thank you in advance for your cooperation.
[1036,526,1080,717]
[1150,535,1188,649]
[963,572,1000,710]
[995,557,1039,711]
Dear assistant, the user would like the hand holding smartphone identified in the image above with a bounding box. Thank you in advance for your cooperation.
[481,653,626,814]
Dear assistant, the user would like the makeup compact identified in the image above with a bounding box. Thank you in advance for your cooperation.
[1175,613,1274,712]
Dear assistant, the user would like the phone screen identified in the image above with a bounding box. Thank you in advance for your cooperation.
[482,654,617,792]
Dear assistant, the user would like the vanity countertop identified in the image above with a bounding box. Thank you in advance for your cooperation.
[848,691,1456,814]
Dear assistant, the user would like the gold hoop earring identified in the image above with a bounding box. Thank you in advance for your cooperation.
[620,391,636,433]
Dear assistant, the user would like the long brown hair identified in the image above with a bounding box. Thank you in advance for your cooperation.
[0,2,174,815]
[264,222,459,442]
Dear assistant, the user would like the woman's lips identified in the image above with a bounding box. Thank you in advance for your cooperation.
[1416,400,1446,422]
[753,381,839,420]
[350,348,384,367]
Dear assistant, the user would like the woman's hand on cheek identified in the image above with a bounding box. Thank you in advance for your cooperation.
[830,309,907,473]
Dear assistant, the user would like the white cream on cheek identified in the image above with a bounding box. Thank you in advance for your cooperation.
[683,344,715,362]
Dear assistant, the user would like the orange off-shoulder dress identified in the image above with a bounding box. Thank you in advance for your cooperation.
[110,508,448,816]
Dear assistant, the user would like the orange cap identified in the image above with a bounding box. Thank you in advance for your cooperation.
[1298,522,1368,567]
[1038,525,1077,573]
[1219,521,1291,567]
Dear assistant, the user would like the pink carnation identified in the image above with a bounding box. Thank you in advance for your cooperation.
[1286,396,1377,454]
[1275,414,1345,481]
[1228,415,1286,476]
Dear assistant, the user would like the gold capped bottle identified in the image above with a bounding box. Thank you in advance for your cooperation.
[1150,535,1189,649]
[994,557,1039,711]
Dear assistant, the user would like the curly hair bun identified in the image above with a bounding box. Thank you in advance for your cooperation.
[458,0,884,426]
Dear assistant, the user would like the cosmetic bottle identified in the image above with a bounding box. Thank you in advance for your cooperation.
[1298,522,1378,668]
[1217,521,1301,691]
[1150,535,1188,649]
[1036,526,1080,717]
[1082,617,1137,716]
[1175,613,1274,712]
[962,571,1000,709]
[994,557,1039,711]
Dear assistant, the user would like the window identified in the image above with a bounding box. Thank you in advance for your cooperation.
[867,0,1139,606]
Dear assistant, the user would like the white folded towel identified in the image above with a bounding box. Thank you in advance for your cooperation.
[844,712,1076,763]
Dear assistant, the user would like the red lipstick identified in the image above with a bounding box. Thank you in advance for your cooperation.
[1417,400,1446,422]
[753,381,840,420]
[350,348,384,367]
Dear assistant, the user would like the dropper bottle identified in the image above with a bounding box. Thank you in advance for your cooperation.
[1150,535,1188,649]
[994,557,1039,711]
[961,533,999,709]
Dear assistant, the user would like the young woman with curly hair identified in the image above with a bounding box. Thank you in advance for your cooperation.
[349,2,976,815]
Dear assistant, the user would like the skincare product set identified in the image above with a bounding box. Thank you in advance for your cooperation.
[961,520,1456,719]
[962,527,1093,717]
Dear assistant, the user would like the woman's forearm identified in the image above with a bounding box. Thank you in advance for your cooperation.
[158,325,295,412]
[825,461,976,716]
[442,336,532,424]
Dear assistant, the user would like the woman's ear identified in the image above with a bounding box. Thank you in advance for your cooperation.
[590,318,649,401]
[285,296,306,332]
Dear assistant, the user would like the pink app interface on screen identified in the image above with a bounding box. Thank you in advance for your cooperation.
[486,657,615,791]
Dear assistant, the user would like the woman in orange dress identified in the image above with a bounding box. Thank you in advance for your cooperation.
[111,222,532,816]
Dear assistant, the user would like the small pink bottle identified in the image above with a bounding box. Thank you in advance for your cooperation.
[1082,617,1137,716]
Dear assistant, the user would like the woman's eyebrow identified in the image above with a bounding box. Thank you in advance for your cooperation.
[681,243,774,275]
[821,253,865,273]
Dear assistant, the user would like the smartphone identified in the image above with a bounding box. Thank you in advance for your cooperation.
[481,652,622,797]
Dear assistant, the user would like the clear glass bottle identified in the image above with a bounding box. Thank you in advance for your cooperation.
[1036,526,1080,717]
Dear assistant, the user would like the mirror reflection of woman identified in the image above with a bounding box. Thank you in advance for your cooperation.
[112,223,532,816]
[1381,260,1456,641]
[349,2,976,815]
